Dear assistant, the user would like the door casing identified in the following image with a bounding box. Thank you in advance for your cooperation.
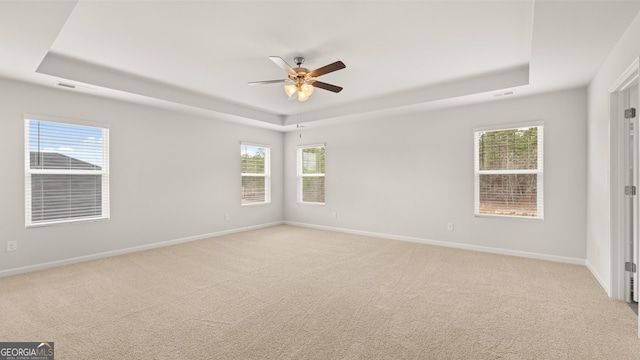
[609,57,639,338]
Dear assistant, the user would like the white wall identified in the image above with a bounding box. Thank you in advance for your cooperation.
[0,78,283,275]
[285,89,587,262]
[586,13,640,296]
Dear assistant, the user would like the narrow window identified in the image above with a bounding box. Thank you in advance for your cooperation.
[297,144,325,204]
[241,142,270,205]
[474,123,543,218]
[25,118,110,227]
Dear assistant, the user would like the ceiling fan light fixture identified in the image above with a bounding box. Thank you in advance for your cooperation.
[285,83,314,101]
[284,84,297,97]
[301,83,314,96]
[297,90,310,102]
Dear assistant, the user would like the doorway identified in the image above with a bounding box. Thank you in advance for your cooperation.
[622,84,639,308]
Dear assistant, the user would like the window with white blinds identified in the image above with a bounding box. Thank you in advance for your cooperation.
[25,118,110,227]
[241,142,270,205]
[474,123,543,219]
[297,144,325,204]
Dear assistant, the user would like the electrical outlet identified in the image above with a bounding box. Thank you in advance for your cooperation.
[7,241,17,252]
[447,223,454,231]
[224,214,230,221]
[332,212,338,219]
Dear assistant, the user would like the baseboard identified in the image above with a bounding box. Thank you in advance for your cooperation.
[2,220,587,278]
[285,221,586,265]
[0,221,284,278]
[585,259,611,296]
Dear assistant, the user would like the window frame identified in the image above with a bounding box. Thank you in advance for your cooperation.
[297,143,326,205]
[240,141,271,206]
[473,121,544,220]
[24,115,110,227]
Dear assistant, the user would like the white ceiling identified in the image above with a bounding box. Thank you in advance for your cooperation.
[1,1,640,131]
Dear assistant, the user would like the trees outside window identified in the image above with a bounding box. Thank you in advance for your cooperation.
[297,145,325,204]
[241,143,270,205]
[474,124,543,218]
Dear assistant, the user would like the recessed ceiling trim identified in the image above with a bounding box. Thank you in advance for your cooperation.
[283,65,530,126]
[37,52,283,126]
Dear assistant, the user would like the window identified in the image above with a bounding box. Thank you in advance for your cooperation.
[474,123,543,218]
[25,117,109,227]
[241,142,270,205]
[297,144,325,204]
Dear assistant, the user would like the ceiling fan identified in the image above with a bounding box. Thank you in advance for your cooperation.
[249,56,346,102]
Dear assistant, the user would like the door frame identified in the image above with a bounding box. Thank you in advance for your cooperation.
[610,57,639,303]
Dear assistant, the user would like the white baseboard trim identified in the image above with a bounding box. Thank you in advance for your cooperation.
[285,221,586,265]
[585,259,611,296]
[0,221,284,278]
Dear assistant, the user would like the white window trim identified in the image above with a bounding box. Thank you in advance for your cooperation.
[473,121,544,220]
[240,141,271,206]
[24,116,110,228]
[297,143,326,205]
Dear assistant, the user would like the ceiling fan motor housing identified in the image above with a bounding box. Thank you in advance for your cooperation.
[290,57,309,81]
[291,69,309,80]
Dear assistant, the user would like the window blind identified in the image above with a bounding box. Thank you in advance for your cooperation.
[474,124,543,219]
[25,118,110,226]
[240,142,270,205]
[297,144,325,204]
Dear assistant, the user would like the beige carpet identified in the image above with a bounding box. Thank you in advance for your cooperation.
[1,225,639,359]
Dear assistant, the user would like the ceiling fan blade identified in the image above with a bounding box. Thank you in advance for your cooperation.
[269,56,297,77]
[248,79,289,85]
[310,81,343,93]
[307,61,346,78]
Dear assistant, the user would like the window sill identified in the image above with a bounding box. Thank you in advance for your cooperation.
[474,214,543,221]
[241,202,271,207]
[297,202,325,206]
[26,216,109,229]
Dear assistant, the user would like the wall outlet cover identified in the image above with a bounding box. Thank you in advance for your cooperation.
[7,241,17,252]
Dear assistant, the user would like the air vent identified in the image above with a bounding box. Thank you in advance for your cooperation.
[55,81,76,89]
[493,91,514,98]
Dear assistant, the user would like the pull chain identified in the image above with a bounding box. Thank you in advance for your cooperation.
[296,103,303,139]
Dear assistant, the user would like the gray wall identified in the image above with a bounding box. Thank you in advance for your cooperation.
[284,88,587,262]
[0,78,283,274]
[0,78,590,275]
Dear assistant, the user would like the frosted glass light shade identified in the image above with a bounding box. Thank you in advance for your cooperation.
[300,84,314,96]
[284,84,297,97]
[297,91,310,101]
